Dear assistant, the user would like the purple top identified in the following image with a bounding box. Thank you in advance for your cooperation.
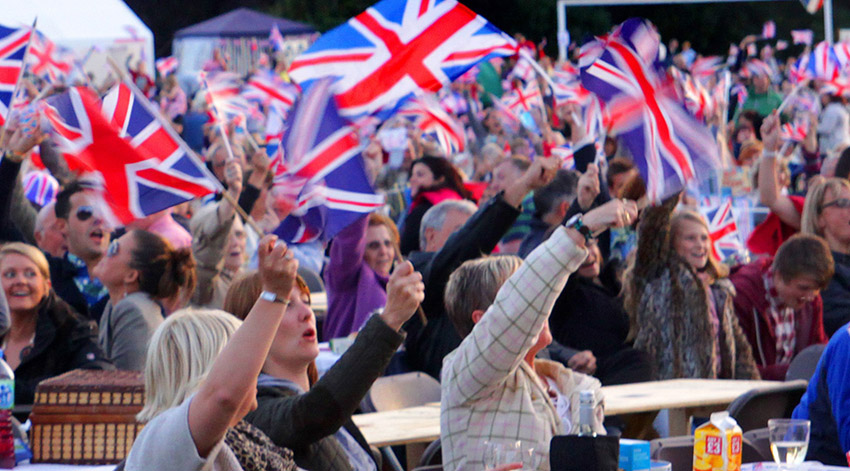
[323,217,388,339]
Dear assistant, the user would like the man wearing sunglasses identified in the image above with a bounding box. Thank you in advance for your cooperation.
[47,181,112,322]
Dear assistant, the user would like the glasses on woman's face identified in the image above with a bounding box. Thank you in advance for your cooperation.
[106,240,120,258]
[821,198,850,211]
[75,205,95,221]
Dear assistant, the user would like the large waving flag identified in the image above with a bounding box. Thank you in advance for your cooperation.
[579,18,721,201]
[288,0,517,119]
[40,85,220,224]
[273,78,384,243]
[0,24,31,127]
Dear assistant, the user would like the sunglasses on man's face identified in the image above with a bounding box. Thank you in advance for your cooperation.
[75,206,95,221]
[821,198,850,210]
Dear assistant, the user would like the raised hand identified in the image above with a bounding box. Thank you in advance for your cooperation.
[760,111,781,153]
[257,235,298,303]
[581,198,639,234]
[577,163,601,211]
[380,260,425,331]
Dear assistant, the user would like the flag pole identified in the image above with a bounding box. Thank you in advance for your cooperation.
[0,18,38,151]
[198,72,238,164]
[105,57,265,235]
[824,0,834,45]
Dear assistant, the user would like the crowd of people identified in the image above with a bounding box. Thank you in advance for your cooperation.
[1,18,850,471]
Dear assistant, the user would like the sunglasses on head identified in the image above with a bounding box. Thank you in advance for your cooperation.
[106,240,120,258]
[75,206,95,221]
[821,198,850,210]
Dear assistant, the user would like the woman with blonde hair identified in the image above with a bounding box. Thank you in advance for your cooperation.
[125,235,299,471]
[800,177,850,336]
[0,242,111,404]
[224,261,425,471]
[624,197,759,380]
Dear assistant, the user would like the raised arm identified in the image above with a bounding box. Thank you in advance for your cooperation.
[324,215,369,291]
[248,261,424,447]
[758,111,801,228]
[443,199,636,403]
[188,235,297,457]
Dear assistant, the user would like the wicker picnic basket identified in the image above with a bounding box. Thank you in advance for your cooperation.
[28,369,145,464]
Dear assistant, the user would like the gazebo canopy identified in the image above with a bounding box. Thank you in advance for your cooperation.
[174,8,316,39]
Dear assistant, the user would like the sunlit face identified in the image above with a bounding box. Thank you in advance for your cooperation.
[224,217,247,272]
[1,253,49,313]
[64,191,109,262]
[774,274,821,310]
[364,225,394,276]
[35,206,68,258]
[488,161,523,195]
[673,219,711,271]
[818,187,850,250]
[409,163,437,197]
[424,209,471,252]
[91,232,138,296]
[268,285,319,368]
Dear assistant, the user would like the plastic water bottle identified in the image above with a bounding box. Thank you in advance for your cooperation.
[577,390,597,437]
[0,351,15,468]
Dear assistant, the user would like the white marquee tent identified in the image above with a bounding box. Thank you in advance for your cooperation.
[2,0,154,83]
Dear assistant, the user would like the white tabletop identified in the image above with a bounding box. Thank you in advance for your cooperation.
[742,463,849,470]
[16,465,115,470]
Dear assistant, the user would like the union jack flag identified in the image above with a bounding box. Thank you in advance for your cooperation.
[0,24,31,127]
[439,89,468,116]
[243,71,298,113]
[399,95,465,156]
[803,41,841,81]
[800,0,823,14]
[579,18,720,201]
[500,79,544,114]
[762,21,776,40]
[550,144,575,170]
[28,30,74,83]
[509,56,535,82]
[269,24,286,52]
[689,56,722,82]
[834,42,850,72]
[488,92,520,134]
[273,78,384,243]
[791,29,814,46]
[781,119,808,142]
[200,71,260,122]
[821,77,850,98]
[40,84,219,224]
[700,198,744,262]
[288,0,517,119]
[155,56,178,77]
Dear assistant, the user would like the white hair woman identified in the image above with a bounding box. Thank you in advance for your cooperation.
[125,235,299,471]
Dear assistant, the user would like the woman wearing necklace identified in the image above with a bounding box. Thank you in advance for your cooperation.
[92,229,197,370]
[0,242,112,405]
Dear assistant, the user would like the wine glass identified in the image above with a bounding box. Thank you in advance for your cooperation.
[483,441,522,468]
[768,418,810,469]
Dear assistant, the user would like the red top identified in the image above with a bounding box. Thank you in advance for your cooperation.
[747,195,806,257]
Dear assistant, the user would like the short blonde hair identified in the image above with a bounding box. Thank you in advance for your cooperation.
[801,178,850,237]
[0,242,50,280]
[444,255,522,338]
[137,308,242,423]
